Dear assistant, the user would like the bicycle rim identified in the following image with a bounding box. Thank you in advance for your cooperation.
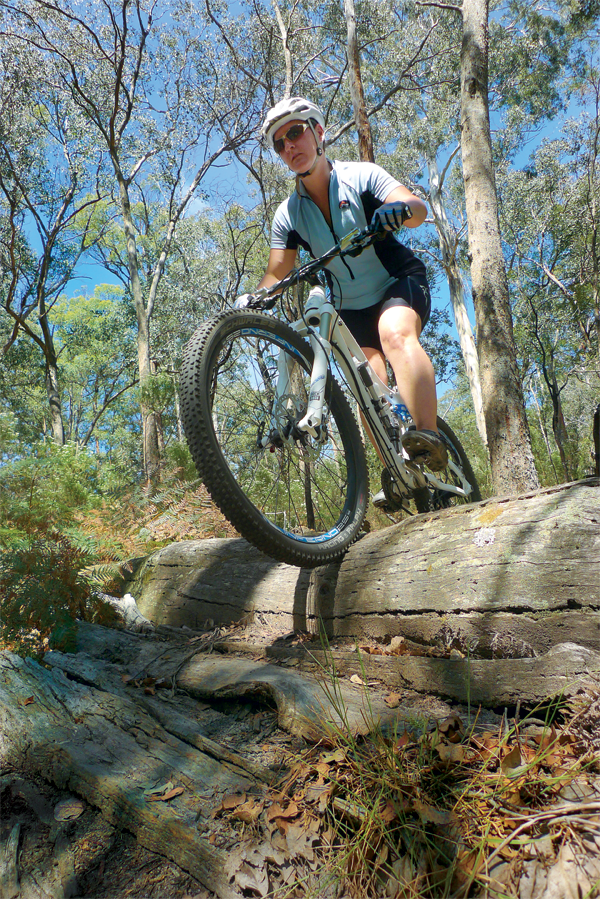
[180,313,368,567]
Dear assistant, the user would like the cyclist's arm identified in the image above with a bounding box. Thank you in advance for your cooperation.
[257,248,298,291]
[382,185,427,228]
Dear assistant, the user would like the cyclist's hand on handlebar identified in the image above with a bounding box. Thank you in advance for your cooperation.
[234,293,253,309]
[234,288,270,309]
[370,202,413,232]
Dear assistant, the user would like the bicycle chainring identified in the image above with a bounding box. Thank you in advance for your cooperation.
[380,468,406,512]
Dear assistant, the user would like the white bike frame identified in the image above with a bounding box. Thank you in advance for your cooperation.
[269,284,473,502]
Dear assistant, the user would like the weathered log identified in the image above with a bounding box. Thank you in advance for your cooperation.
[0,625,455,897]
[123,479,600,704]
[127,535,314,632]
[127,479,600,657]
[327,478,600,658]
[0,823,20,899]
[0,651,255,899]
[60,621,434,739]
[259,642,600,707]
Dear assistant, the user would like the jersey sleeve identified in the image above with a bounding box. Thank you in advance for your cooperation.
[271,200,299,250]
[359,162,402,201]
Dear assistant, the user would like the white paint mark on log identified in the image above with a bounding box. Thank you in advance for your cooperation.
[473,527,496,546]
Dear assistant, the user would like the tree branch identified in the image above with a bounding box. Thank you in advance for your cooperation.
[326,21,439,145]
[416,0,462,12]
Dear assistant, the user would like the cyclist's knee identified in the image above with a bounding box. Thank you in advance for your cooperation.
[380,328,422,358]
[378,305,422,349]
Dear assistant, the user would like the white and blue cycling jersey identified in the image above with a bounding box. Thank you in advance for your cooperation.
[270,160,427,311]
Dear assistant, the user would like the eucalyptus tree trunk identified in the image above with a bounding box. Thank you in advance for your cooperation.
[343,0,374,162]
[273,0,293,98]
[44,357,65,446]
[595,404,600,478]
[37,286,65,446]
[427,156,487,447]
[460,0,539,493]
[116,173,161,485]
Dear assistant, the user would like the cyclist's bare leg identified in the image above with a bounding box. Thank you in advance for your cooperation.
[360,347,388,466]
[377,306,438,431]
[363,346,388,386]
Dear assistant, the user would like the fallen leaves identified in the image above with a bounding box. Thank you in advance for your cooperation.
[438,712,465,743]
[211,792,265,824]
[54,797,86,820]
[384,691,403,708]
[196,688,598,899]
[122,673,172,695]
[213,790,324,896]
[501,741,527,779]
[266,800,299,824]
[143,781,184,802]
[436,741,466,764]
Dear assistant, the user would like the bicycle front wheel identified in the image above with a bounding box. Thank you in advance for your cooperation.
[180,312,369,568]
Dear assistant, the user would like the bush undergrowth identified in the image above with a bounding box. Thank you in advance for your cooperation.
[0,528,116,657]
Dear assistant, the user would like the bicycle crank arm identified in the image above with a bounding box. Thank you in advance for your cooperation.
[425,468,471,497]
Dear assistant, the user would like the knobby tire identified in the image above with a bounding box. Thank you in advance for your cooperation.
[180,312,369,568]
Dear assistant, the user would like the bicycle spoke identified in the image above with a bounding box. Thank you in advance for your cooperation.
[209,330,352,536]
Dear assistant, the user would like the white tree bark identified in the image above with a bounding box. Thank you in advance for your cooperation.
[427,155,487,446]
[343,0,375,162]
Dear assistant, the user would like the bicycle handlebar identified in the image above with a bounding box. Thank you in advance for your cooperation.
[242,225,386,311]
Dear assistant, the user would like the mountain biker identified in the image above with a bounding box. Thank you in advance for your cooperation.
[243,96,448,487]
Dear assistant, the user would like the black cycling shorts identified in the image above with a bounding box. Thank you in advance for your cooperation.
[338,272,431,353]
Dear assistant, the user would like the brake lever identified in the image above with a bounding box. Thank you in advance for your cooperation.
[340,227,383,258]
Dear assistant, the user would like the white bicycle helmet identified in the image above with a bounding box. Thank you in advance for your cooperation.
[261,97,326,151]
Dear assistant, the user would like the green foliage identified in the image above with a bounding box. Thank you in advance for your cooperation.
[0,530,114,657]
[140,371,176,413]
[0,411,20,458]
[163,440,198,482]
[0,441,97,540]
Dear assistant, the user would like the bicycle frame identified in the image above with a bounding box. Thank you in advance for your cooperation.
[263,285,472,502]
[245,225,474,502]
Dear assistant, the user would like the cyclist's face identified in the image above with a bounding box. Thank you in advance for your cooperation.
[274,119,319,170]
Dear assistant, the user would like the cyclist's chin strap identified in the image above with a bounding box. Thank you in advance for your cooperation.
[295,121,323,179]
[296,149,322,179]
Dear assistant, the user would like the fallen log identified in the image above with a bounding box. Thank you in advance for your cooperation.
[0,651,255,899]
[0,623,452,897]
[125,478,600,661]
[60,621,432,739]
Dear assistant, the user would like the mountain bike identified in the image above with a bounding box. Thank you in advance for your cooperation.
[180,225,481,569]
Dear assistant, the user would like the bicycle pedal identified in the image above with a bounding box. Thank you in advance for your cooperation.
[372,489,390,509]
[402,428,448,471]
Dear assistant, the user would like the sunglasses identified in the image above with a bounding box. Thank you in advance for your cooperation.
[273,123,310,154]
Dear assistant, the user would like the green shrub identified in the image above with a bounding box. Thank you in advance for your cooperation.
[0,530,115,657]
[0,441,97,539]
